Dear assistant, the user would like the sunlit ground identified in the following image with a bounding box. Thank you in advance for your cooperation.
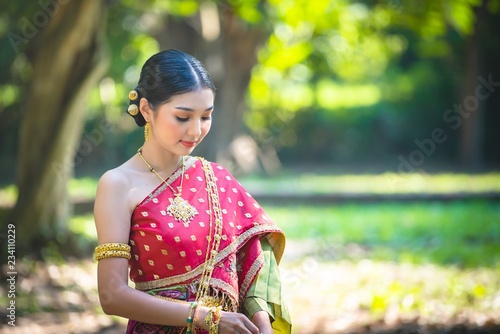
[267,201,500,333]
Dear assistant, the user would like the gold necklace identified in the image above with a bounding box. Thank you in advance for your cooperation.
[137,147,199,224]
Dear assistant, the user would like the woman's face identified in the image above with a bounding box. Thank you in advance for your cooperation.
[147,88,214,156]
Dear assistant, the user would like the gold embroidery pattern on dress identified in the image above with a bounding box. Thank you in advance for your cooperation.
[134,224,282,291]
[213,224,281,269]
[239,252,265,300]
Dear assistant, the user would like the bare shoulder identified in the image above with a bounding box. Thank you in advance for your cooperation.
[97,165,131,193]
[94,162,136,243]
[95,160,140,213]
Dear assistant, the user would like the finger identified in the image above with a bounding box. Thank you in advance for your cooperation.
[243,319,259,334]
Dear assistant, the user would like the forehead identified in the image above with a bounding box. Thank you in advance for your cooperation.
[165,89,214,110]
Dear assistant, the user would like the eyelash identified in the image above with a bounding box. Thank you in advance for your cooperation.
[176,116,211,122]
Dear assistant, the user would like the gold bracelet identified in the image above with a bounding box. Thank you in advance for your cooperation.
[203,306,222,334]
[186,302,198,334]
[95,242,131,252]
[94,243,131,261]
[193,305,201,329]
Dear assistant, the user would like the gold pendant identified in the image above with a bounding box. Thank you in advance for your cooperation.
[167,195,199,223]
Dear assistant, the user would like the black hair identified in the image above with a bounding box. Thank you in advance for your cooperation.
[127,49,216,127]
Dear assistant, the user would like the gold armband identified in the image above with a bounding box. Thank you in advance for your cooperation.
[94,242,131,261]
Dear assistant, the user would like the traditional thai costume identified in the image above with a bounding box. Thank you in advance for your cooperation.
[124,156,291,333]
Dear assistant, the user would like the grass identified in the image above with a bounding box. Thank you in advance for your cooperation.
[262,201,500,268]
[240,172,500,195]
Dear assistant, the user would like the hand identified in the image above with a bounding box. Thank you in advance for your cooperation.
[195,307,259,334]
[218,311,260,334]
[251,310,273,334]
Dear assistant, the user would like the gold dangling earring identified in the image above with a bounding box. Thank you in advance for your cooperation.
[144,123,150,141]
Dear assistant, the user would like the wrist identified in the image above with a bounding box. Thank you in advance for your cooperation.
[198,305,222,334]
[186,302,198,334]
[251,310,273,334]
[193,306,209,330]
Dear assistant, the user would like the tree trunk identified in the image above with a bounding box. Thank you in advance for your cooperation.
[154,6,267,171]
[10,0,108,257]
[211,9,266,172]
[459,3,486,169]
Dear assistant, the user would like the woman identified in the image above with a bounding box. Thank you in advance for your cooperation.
[94,49,291,334]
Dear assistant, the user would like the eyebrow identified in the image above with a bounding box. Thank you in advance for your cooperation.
[175,106,214,112]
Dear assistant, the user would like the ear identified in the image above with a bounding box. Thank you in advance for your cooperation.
[139,98,153,122]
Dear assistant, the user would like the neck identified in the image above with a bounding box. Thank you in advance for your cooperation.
[137,142,183,175]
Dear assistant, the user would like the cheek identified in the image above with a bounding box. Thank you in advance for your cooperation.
[201,121,212,135]
[165,118,182,133]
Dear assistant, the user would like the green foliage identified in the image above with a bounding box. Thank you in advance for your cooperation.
[227,0,265,23]
[245,0,414,152]
[157,0,199,16]
[69,214,98,245]
[243,0,500,166]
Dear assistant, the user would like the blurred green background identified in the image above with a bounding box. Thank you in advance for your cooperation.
[0,0,499,333]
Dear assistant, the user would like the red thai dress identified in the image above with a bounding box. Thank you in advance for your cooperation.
[126,157,291,333]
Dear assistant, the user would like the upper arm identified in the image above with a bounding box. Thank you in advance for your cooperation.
[94,170,132,244]
[94,170,134,305]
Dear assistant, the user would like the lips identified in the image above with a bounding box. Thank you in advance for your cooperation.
[180,140,197,148]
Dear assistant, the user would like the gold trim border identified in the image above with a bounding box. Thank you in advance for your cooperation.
[134,224,281,291]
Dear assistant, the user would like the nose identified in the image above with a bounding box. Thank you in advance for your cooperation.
[187,119,202,138]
